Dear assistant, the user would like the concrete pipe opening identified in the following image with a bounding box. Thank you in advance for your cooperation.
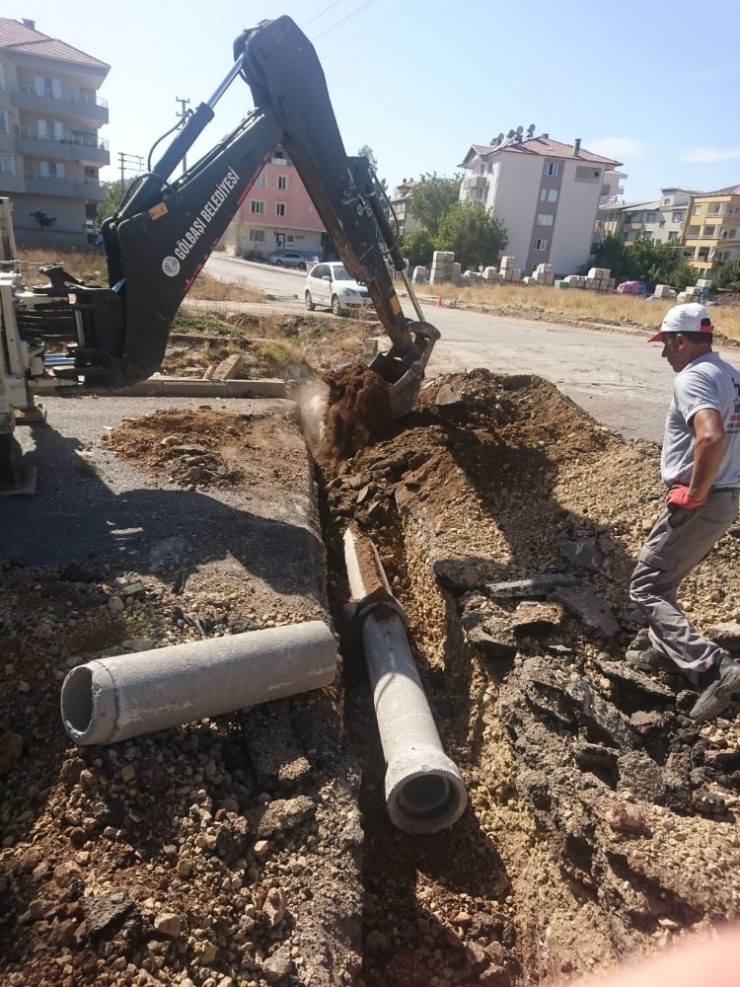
[62,666,94,734]
[386,752,468,835]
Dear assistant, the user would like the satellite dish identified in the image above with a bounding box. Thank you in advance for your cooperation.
[527,123,536,136]
[507,129,515,138]
[516,125,523,134]
[498,132,504,141]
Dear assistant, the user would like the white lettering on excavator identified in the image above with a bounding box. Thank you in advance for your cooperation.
[173,167,240,262]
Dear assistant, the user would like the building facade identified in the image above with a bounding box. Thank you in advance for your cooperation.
[219,148,325,258]
[390,178,418,237]
[600,186,696,245]
[459,132,620,276]
[0,18,110,247]
[681,185,740,279]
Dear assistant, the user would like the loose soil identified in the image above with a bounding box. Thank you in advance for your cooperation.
[2,315,740,987]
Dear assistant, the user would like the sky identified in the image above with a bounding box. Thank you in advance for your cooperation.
[6,0,740,205]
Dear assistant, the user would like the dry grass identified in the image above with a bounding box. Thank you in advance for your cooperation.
[16,247,260,302]
[429,282,740,341]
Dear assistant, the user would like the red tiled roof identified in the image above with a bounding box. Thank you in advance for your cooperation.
[696,184,740,197]
[0,18,109,72]
[461,136,621,168]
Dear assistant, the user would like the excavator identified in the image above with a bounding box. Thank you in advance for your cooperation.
[0,15,440,492]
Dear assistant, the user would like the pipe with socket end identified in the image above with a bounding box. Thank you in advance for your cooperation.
[60,620,337,745]
[343,526,467,834]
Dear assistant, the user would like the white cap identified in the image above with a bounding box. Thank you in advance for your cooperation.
[648,303,714,343]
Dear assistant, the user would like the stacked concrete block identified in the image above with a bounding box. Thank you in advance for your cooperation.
[553,279,569,289]
[683,286,702,300]
[653,284,677,301]
[481,266,500,282]
[411,266,429,284]
[696,279,713,290]
[585,267,612,292]
[531,263,555,286]
[499,256,521,282]
[563,275,586,288]
[452,262,462,285]
[429,251,455,285]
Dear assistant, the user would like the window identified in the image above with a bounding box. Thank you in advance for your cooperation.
[707,204,722,215]
[693,205,702,216]
[535,238,549,250]
[575,166,601,181]
[254,173,266,187]
[646,213,656,223]
[0,153,14,175]
[536,213,554,226]
[672,211,684,223]
[277,175,287,190]
[250,201,265,214]
[39,160,65,179]
[37,119,64,140]
[667,231,679,241]
[276,203,285,216]
[687,225,700,237]
[540,188,558,203]
[0,111,6,135]
[728,229,737,239]
[545,162,562,177]
[702,226,716,237]
[249,229,265,242]
[35,75,62,98]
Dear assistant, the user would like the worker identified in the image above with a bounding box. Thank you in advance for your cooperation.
[627,302,740,721]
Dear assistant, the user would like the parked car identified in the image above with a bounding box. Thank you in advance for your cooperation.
[265,249,308,270]
[304,261,371,315]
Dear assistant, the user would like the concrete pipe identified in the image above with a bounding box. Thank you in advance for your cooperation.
[60,620,337,746]
[343,526,467,834]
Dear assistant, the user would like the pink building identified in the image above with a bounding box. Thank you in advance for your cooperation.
[219,148,325,258]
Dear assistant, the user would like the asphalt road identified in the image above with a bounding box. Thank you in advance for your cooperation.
[205,254,684,443]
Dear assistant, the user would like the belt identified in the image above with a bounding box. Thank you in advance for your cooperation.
[713,486,739,492]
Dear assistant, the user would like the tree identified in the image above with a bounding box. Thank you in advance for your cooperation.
[408,173,462,237]
[587,234,697,291]
[29,211,56,230]
[587,233,630,279]
[96,180,130,227]
[713,260,740,293]
[436,201,508,270]
[400,226,436,268]
[356,144,390,216]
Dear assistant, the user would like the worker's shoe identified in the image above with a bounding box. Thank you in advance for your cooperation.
[625,646,672,674]
[690,655,740,722]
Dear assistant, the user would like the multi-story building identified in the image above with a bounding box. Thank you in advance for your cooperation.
[219,148,325,258]
[459,131,620,276]
[682,185,740,279]
[0,18,110,247]
[390,178,418,236]
[600,186,696,245]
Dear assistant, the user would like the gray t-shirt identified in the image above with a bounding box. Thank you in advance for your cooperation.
[661,351,740,488]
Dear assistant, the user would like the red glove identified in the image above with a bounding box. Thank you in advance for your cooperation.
[666,485,708,509]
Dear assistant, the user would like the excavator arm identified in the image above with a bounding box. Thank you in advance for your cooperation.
[67,15,438,414]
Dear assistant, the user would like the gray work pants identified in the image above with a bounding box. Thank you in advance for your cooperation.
[629,489,739,674]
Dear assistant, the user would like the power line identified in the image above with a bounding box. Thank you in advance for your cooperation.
[300,0,345,31]
[311,0,383,42]
[321,0,427,58]
[329,0,474,71]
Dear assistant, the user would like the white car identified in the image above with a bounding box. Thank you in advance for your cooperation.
[304,261,371,316]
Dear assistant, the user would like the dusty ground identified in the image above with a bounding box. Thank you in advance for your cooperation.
[2,312,740,987]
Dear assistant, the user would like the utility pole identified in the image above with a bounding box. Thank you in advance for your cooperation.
[175,97,191,175]
[118,151,144,187]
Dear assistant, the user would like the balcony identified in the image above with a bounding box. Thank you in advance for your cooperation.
[463,175,488,191]
[24,171,107,201]
[17,129,110,167]
[11,84,109,125]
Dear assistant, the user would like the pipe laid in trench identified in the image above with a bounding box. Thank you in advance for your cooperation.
[60,620,337,746]
[343,526,467,834]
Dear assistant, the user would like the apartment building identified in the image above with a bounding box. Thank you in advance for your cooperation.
[681,185,740,278]
[459,130,620,276]
[390,178,419,236]
[220,148,325,258]
[600,186,696,245]
[0,18,110,247]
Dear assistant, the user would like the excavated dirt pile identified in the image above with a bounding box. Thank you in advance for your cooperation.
[2,366,740,987]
